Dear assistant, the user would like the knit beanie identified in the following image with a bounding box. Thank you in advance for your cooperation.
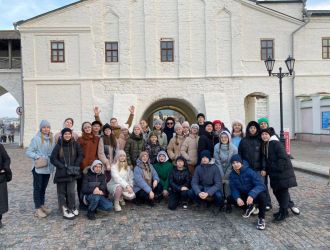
[204,121,213,128]
[61,128,72,136]
[200,150,211,161]
[102,123,111,133]
[258,117,269,127]
[197,113,205,119]
[39,120,51,131]
[219,130,231,142]
[213,120,222,126]
[182,121,190,128]
[133,124,142,130]
[191,123,199,130]
[260,128,275,137]
[230,154,242,164]
[153,119,163,127]
[139,151,149,160]
[174,122,183,131]
[231,119,244,129]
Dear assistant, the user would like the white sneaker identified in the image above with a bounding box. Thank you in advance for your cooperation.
[72,209,79,216]
[290,207,300,215]
[252,208,259,215]
[114,201,122,212]
[62,206,75,220]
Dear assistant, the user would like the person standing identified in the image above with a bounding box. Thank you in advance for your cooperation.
[26,120,55,218]
[0,144,11,228]
[152,119,168,149]
[261,128,299,222]
[167,123,185,165]
[197,113,206,136]
[140,119,151,143]
[231,120,244,148]
[180,124,199,176]
[125,124,146,168]
[98,123,118,171]
[54,118,79,143]
[50,128,83,219]
[163,117,176,142]
[197,121,216,164]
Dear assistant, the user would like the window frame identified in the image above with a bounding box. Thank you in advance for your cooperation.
[260,39,274,61]
[105,42,119,63]
[50,41,65,63]
[160,40,174,62]
[322,37,330,59]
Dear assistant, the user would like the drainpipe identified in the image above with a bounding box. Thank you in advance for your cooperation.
[291,6,311,139]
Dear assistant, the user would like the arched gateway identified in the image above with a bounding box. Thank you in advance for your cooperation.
[141,98,198,126]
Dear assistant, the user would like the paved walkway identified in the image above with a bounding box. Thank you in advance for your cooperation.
[0,146,329,249]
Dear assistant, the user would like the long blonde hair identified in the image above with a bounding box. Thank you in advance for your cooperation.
[41,132,54,145]
[114,150,129,171]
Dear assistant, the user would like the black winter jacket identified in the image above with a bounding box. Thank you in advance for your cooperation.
[262,136,297,191]
[0,144,11,214]
[238,121,262,171]
[197,132,216,164]
[50,139,84,183]
[81,168,107,196]
[168,168,191,193]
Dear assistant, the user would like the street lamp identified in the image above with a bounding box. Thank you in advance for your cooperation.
[264,55,295,145]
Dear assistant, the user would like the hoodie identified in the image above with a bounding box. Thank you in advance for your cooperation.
[153,151,173,190]
[81,160,107,196]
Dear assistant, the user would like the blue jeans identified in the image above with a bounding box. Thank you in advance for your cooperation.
[189,189,223,207]
[86,194,113,212]
[32,169,50,209]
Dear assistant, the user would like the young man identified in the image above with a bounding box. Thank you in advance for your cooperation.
[229,154,267,230]
[197,113,206,136]
[190,150,223,215]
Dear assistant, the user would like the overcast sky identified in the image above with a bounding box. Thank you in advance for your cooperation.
[0,0,330,117]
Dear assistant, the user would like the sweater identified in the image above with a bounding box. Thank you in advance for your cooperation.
[153,161,173,190]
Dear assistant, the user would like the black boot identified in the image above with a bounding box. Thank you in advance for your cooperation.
[87,210,96,220]
[273,208,288,222]
[225,203,232,214]
[273,209,281,219]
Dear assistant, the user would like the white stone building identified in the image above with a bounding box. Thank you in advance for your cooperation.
[12,0,330,145]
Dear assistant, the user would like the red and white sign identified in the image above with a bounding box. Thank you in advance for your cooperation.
[284,128,291,155]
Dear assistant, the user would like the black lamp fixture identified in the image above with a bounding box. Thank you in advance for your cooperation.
[264,55,295,148]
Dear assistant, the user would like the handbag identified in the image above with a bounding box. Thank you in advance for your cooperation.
[35,157,48,168]
[66,165,81,176]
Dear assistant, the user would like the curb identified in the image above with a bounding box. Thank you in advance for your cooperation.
[292,160,329,178]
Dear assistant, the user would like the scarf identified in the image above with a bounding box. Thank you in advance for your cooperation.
[140,162,152,187]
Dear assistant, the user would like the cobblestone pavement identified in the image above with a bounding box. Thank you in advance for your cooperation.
[0,147,329,249]
[290,140,330,167]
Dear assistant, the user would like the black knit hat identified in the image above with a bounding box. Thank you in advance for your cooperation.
[260,128,275,137]
[230,154,242,164]
[61,128,72,136]
[204,121,213,128]
[200,150,211,161]
[102,123,111,133]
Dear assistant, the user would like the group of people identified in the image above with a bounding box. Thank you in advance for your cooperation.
[0,124,15,143]
[0,105,300,231]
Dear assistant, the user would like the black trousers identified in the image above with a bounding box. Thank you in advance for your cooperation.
[135,183,163,202]
[273,188,295,209]
[32,169,50,209]
[57,181,77,210]
[168,191,189,210]
[228,191,267,219]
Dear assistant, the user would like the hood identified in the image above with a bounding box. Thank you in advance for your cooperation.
[156,150,169,162]
[245,121,260,138]
[269,135,279,142]
[89,160,103,174]
[219,130,231,143]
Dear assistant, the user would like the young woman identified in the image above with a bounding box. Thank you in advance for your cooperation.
[231,120,244,148]
[0,144,11,228]
[117,125,130,150]
[133,151,162,206]
[54,118,79,143]
[180,124,199,176]
[98,123,118,171]
[163,117,175,142]
[50,128,83,219]
[181,121,190,138]
[167,123,185,165]
[152,119,167,149]
[261,128,299,222]
[26,120,55,218]
[124,124,145,168]
[214,131,238,212]
[77,122,100,205]
[107,150,135,212]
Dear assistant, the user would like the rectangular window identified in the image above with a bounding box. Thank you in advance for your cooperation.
[160,40,174,62]
[105,42,118,62]
[322,38,330,59]
[51,41,65,63]
[261,39,274,60]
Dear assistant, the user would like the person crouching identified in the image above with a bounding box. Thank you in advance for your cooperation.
[189,150,223,215]
[228,154,267,230]
[81,160,113,220]
[168,156,191,210]
[133,151,162,206]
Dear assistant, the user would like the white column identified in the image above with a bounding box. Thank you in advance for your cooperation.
[312,95,321,134]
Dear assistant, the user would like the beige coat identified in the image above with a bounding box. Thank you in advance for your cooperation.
[167,134,185,164]
[180,134,199,166]
[98,138,117,167]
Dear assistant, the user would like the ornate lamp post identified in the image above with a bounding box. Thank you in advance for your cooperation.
[264,56,295,145]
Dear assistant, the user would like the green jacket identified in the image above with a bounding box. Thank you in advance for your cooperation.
[124,133,145,166]
[153,161,173,190]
